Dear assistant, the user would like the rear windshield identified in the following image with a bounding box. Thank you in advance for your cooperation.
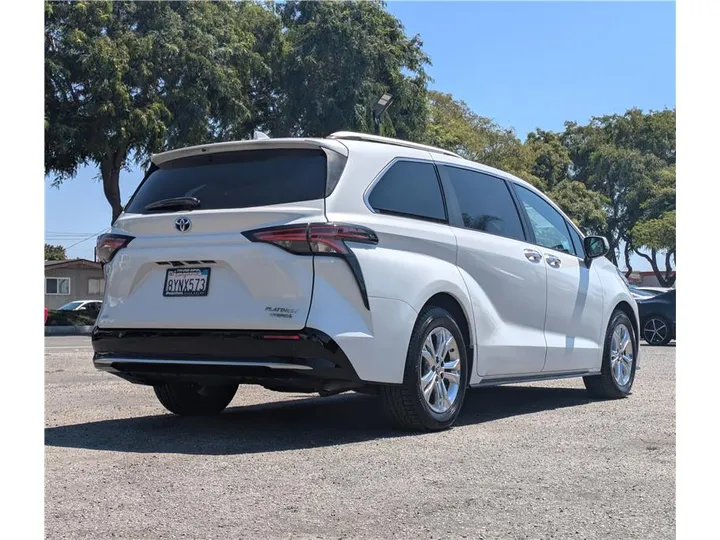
[125,149,327,213]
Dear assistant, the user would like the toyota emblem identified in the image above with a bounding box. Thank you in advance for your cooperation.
[175,217,192,233]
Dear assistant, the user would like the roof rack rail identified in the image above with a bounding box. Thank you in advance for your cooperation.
[327,131,462,159]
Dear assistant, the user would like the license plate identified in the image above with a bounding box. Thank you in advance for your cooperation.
[163,268,211,297]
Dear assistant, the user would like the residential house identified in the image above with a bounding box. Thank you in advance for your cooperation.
[45,259,105,310]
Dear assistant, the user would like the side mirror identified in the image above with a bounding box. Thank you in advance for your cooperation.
[583,235,610,266]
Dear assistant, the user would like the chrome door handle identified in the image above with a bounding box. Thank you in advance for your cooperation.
[524,249,542,263]
[546,255,562,268]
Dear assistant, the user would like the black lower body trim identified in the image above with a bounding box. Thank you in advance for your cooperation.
[92,328,361,390]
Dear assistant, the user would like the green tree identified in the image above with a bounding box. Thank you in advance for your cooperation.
[560,109,675,275]
[584,145,661,265]
[423,91,538,184]
[525,129,572,191]
[45,244,67,261]
[45,0,280,223]
[631,211,676,287]
[271,0,430,140]
[548,181,608,235]
[629,164,676,282]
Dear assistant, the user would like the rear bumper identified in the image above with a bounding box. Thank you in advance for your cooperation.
[92,327,362,389]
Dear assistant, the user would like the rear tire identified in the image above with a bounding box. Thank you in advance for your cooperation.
[584,310,637,399]
[381,306,469,431]
[154,382,238,416]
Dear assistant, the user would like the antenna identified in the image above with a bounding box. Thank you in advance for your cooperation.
[253,131,270,140]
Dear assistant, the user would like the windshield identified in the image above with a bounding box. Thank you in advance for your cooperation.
[58,301,84,311]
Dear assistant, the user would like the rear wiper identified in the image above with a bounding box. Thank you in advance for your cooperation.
[144,196,201,212]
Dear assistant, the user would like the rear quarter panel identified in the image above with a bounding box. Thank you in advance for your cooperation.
[314,143,477,384]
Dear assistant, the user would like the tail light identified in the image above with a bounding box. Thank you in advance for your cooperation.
[96,234,134,264]
[243,223,378,309]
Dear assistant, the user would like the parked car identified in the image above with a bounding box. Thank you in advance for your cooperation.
[92,131,639,431]
[637,289,676,346]
[629,285,658,300]
[57,300,102,313]
[636,286,673,295]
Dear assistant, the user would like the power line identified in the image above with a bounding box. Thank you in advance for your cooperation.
[46,234,97,237]
[45,231,100,235]
[62,227,111,251]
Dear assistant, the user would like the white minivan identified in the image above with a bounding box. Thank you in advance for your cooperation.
[92,132,639,431]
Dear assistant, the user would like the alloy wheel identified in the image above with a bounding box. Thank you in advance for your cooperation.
[610,323,634,387]
[643,318,669,345]
[420,327,461,413]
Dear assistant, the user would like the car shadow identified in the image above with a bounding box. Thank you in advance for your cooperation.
[642,341,676,348]
[45,385,594,456]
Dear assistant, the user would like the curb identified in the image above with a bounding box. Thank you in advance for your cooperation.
[45,326,95,336]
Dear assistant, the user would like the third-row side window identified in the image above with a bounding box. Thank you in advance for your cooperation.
[368,161,446,222]
[440,165,525,242]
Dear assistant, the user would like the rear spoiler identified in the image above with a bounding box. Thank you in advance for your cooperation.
[151,137,349,166]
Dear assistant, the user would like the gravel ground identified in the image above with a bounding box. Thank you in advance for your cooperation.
[45,337,675,539]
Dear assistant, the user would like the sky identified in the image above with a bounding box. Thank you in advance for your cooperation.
[45,0,676,266]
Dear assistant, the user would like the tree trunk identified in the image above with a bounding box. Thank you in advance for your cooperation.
[664,250,676,287]
[100,152,124,225]
[623,242,633,277]
[607,235,619,267]
[634,248,675,287]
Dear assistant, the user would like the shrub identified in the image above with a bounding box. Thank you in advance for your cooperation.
[45,310,97,326]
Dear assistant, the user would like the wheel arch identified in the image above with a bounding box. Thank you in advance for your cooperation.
[419,292,474,380]
[614,300,640,343]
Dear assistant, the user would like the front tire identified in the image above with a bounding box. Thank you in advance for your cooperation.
[584,310,637,399]
[381,307,469,431]
[154,382,238,416]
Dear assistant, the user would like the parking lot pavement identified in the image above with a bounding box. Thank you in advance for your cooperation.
[45,337,675,539]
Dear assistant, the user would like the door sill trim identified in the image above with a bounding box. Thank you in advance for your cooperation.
[471,370,598,387]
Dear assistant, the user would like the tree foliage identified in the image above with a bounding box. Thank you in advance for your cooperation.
[45,0,431,223]
[561,109,675,277]
[271,0,430,139]
[525,129,572,191]
[45,1,675,285]
[45,0,279,223]
[423,91,536,183]
[45,244,67,261]
[548,181,608,235]
[633,211,675,253]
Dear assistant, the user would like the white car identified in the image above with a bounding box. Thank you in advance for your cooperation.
[58,300,102,312]
[92,132,639,431]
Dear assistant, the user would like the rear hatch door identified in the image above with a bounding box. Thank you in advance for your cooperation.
[99,141,347,331]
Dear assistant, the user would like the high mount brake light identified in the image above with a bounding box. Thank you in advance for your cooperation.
[96,234,134,264]
[243,223,378,309]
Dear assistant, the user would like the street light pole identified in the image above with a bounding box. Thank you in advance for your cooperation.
[372,93,394,136]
